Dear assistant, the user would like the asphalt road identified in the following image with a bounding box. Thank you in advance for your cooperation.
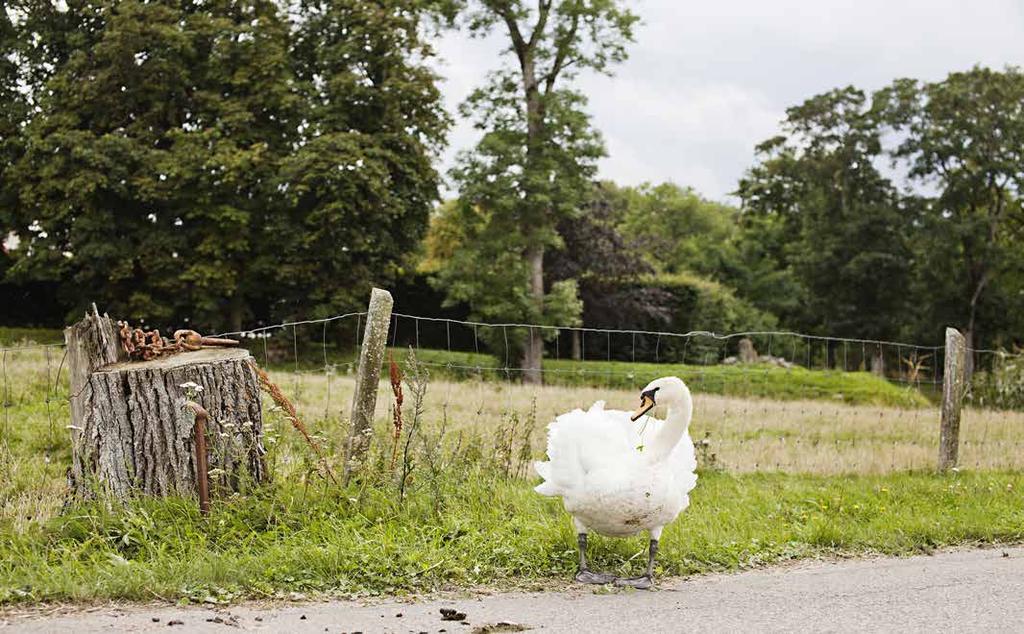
[4,547,1023,633]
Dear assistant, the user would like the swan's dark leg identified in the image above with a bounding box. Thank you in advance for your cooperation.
[574,533,616,584]
[615,539,658,589]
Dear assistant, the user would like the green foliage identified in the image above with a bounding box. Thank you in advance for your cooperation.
[276,0,450,321]
[734,68,1024,348]
[0,5,25,224]
[1,470,1020,603]
[877,66,1024,347]
[435,1,637,369]
[738,87,913,339]
[425,197,584,355]
[969,351,1024,411]
[547,182,668,333]
[649,272,775,334]
[2,0,447,330]
[618,182,739,278]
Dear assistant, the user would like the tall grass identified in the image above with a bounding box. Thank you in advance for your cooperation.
[1,338,1023,605]
[3,470,1023,604]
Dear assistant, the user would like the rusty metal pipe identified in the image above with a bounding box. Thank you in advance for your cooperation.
[184,401,211,516]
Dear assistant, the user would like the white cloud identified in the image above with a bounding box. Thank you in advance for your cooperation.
[433,0,1024,201]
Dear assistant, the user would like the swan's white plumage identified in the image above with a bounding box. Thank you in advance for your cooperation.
[534,397,697,538]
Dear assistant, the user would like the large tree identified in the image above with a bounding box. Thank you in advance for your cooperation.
[7,0,297,328]
[3,0,448,330]
[738,87,913,351]
[275,0,449,322]
[877,66,1024,354]
[440,0,637,382]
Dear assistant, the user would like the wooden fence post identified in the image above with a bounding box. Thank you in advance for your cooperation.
[344,287,393,483]
[938,327,967,471]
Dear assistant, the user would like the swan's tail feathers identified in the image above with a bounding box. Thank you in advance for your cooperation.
[588,400,606,413]
[533,460,561,496]
[534,460,552,480]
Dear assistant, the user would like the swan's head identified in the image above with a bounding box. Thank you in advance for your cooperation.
[630,376,690,421]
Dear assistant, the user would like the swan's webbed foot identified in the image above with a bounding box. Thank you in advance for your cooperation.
[614,574,653,590]
[614,538,659,590]
[577,569,614,585]
[574,532,615,585]
[575,568,617,584]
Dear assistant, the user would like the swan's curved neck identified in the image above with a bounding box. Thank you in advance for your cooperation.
[646,390,692,461]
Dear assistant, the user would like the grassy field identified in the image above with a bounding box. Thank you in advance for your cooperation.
[399,347,932,407]
[0,326,930,406]
[3,471,1023,604]
[1,333,1023,605]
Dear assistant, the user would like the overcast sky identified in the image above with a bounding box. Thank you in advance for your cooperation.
[431,0,1024,202]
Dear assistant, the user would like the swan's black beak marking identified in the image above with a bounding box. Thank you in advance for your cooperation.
[630,388,658,421]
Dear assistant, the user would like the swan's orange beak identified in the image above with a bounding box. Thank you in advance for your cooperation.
[630,394,656,421]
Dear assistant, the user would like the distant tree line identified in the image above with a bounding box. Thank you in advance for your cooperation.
[427,66,1024,362]
[2,1,1022,365]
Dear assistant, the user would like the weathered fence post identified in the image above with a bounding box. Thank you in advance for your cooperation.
[344,287,393,483]
[938,327,967,471]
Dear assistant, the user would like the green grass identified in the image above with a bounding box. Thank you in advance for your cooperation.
[2,470,1022,605]
[0,327,63,346]
[402,347,930,408]
[0,341,1019,606]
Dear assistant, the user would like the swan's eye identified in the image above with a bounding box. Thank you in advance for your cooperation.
[641,388,658,404]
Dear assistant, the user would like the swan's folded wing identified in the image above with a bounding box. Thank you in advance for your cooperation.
[534,401,635,496]
[670,433,699,493]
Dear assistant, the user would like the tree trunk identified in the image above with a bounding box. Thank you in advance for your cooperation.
[963,272,984,381]
[229,293,244,334]
[870,347,885,376]
[64,309,127,445]
[68,342,266,500]
[571,330,581,361]
[522,245,545,384]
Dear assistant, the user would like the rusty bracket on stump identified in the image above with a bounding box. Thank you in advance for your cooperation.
[184,401,211,516]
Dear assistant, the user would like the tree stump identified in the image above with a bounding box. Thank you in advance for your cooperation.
[66,313,266,500]
[738,337,758,364]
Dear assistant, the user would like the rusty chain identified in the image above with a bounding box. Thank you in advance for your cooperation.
[117,321,238,361]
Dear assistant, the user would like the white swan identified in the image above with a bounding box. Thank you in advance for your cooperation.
[534,376,698,589]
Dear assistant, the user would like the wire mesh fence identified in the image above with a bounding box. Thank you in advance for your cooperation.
[1,312,1023,478]
[375,314,984,475]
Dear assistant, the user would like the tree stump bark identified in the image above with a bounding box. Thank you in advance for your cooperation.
[738,337,758,364]
[67,332,266,499]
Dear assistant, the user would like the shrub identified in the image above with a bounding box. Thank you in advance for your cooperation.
[640,272,778,363]
[969,350,1024,411]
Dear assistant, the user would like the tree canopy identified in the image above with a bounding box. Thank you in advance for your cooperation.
[1,0,448,330]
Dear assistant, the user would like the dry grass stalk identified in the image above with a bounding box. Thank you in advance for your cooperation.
[901,351,932,384]
[248,360,338,485]
[389,353,404,471]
